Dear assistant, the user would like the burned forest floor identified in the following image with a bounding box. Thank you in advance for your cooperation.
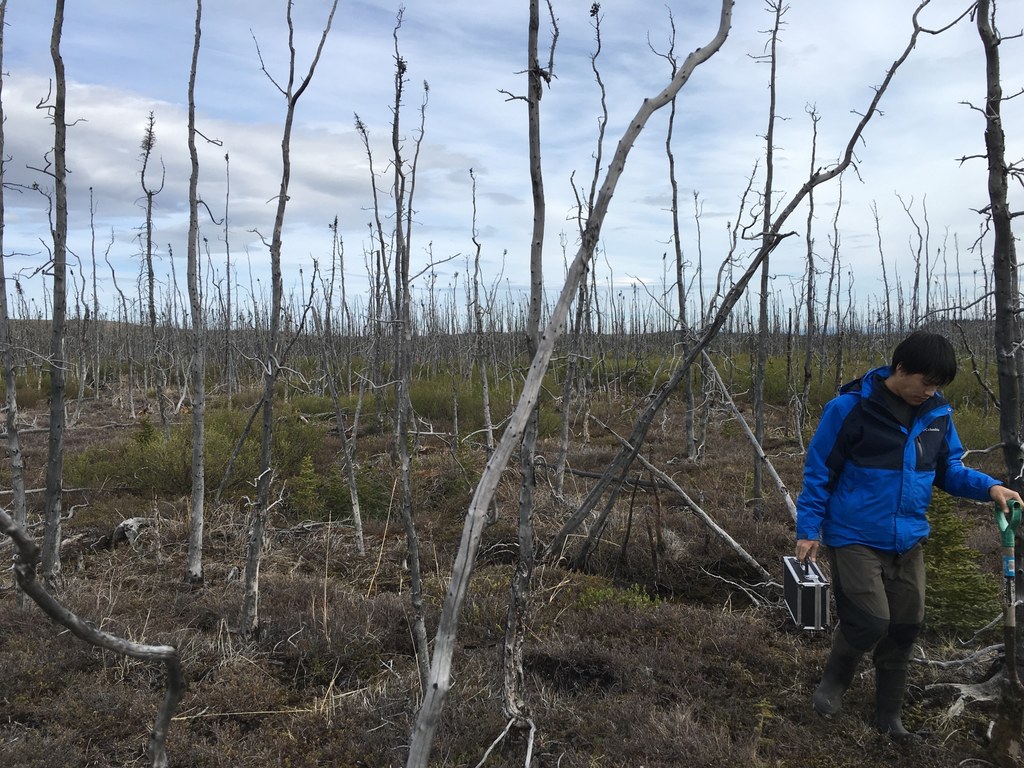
[0,387,1017,768]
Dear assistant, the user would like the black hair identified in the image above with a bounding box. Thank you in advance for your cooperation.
[890,331,957,385]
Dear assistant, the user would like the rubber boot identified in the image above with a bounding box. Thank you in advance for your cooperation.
[812,630,863,717]
[873,638,919,741]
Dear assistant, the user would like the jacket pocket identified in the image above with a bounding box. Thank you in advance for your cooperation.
[915,423,946,471]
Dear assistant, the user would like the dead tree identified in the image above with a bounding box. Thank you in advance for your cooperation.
[751,0,785,518]
[404,5,735,764]
[0,0,28,607]
[974,0,1024,501]
[184,0,206,586]
[501,0,557,739]
[41,0,69,585]
[312,264,366,557]
[897,192,929,326]
[796,107,821,449]
[703,350,796,520]
[974,0,1024,762]
[468,170,498,490]
[239,0,338,638]
[871,200,894,335]
[354,112,394,433]
[818,176,842,384]
[139,112,170,438]
[69,244,90,426]
[222,152,236,403]
[378,12,433,691]
[652,10,699,461]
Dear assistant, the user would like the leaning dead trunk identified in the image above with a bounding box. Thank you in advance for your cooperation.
[0,506,183,768]
[703,350,796,520]
[544,2,938,564]
[405,5,734,764]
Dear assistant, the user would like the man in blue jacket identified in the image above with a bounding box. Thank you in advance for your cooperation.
[795,331,1022,739]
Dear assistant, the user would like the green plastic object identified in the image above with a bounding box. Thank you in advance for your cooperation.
[996,499,1023,548]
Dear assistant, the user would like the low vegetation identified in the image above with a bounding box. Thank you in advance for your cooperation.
[0,351,1012,767]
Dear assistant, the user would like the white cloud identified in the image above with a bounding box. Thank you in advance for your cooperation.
[0,0,1020,321]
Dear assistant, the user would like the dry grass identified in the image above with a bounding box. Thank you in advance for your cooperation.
[0,393,1009,768]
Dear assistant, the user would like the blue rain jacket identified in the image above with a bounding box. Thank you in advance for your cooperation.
[796,365,998,553]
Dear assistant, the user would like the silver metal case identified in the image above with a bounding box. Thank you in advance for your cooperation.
[783,555,831,630]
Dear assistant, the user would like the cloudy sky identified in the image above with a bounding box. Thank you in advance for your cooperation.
[1,0,1021,323]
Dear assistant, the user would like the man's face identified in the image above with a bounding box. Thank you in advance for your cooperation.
[885,364,941,406]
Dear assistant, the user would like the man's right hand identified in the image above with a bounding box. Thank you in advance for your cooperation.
[796,539,820,564]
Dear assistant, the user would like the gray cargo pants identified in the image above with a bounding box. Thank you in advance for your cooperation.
[828,543,926,654]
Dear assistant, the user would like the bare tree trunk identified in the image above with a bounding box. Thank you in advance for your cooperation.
[354,107,394,434]
[502,0,555,733]
[797,108,821,451]
[105,242,135,416]
[693,193,710,463]
[752,0,785,517]
[66,204,89,428]
[0,0,29,607]
[976,2,1024,762]
[405,6,734,764]
[317,222,365,556]
[384,14,432,690]
[655,11,698,461]
[871,200,893,334]
[139,112,170,438]
[223,152,235,405]
[314,302,365,556]
[592,420,773,582]
[468,170,498,510]
[90,193,101,399]
[555,285,587,495]
[976,0,1024,496]
[240,0,338,637]
[41,0,68,585]
[898,192,927,327]
[184,0,206,586]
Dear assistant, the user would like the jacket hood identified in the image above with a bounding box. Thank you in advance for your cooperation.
[838,365,890,398]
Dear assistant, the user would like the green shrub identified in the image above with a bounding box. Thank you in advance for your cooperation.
[0,367,48,408]
[133,416,158,447]
[286,454,325,519]
[201,408,260,493]
[924,492,1001,636]
[65,402,332,499]
[323,462,396,522]
[577,581,658,612]
[288,393,334,414]
[65,417,191,495]
[410,378,454,424]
